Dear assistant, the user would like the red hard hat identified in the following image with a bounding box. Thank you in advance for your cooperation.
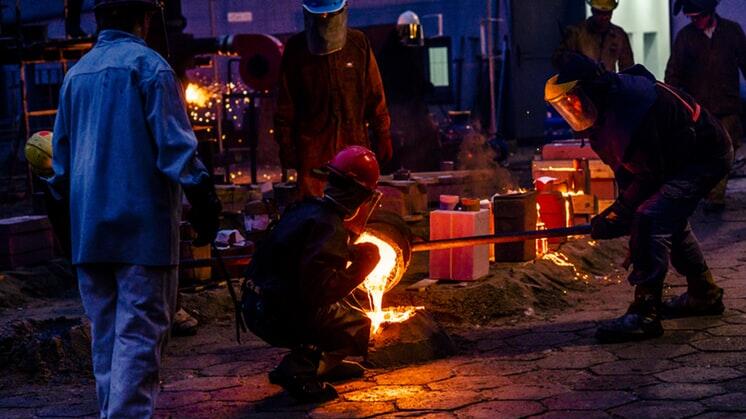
[324,146,380,191]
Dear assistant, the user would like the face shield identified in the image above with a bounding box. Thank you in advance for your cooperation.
[343,190,383,237]
[396,11,424,47]
[303,6,348,55]
[545,75,598,132]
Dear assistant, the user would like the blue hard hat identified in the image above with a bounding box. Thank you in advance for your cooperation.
[302,0,347,14]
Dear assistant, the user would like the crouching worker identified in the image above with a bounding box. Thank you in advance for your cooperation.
[242,146,382,402]
[546,53,733,343]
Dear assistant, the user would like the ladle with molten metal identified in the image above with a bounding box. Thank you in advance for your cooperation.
[355,223,592,333]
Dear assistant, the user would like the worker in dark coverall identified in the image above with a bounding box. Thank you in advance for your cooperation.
[274,0,392,197]
[242,146,382,402]
[546,53,733,343]
[665,0,746,212]
[554,0,634,72]
[378,11,440,173]
[47,0,221,416]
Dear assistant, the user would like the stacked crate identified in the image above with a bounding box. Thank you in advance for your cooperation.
[0,216,55,269]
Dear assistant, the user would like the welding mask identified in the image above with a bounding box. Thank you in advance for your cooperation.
[303,0,348,56]
[396,11,424,47]
[545,75,599,132]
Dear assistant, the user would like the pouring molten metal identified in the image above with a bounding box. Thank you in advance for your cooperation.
[355,231,422,334]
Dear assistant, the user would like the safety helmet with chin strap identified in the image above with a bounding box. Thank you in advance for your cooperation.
[586,0,619,12]
[94,0,159,10]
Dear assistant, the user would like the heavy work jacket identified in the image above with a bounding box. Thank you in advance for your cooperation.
[589,66,732,209]
[665,15,746,117]
[555,19,634,72]
[246,198,369,310]
[49,30,209,266]
[274,29,391,196]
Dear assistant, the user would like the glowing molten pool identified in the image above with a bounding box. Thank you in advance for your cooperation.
[355,231,423,334]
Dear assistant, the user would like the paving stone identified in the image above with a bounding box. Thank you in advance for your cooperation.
[163,354,226,370]
[691,336,746,352]
[426,375,512,391]
[503,331,580,349]
[608,400,705,418]
[334,379,377,394]
[694,412,746,419]
[637,383,726,400]
[655,366,743,383]
[709,325,746,337]
[482,383,568,400]
[674,351,746,367]
[454,400,545,418]
[510,369,595,387]
[0,396,49,409]
[35,401,99,418]
[543,390,636,410]
[452,360,535,377]
[396,390,482,411]
[611,343,696,360]
[721,313,746,324]
[535,349,616,369]
[163,376,245,392]
[199,359,278,377]
[571,374,660,391]
[157,401,252,419]
[308,401,396,418]
[0,408,38,419]
[374,364,454,385]
[156,391,211,409]
[531,411,611,419]
[701,393,746,411]
[343,385,423,402]
[210,381,283,403]
[590,359,679,376]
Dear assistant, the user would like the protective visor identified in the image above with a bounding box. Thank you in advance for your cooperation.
[545,75,598,132]
[344,190,383,237]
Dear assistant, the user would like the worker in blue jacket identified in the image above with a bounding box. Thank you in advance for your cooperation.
[546,53,732,343]
[47,0,221,416]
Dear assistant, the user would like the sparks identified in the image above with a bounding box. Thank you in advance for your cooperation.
[185,83,213,108]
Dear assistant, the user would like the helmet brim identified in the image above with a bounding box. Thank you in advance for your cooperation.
[302,0,346,14]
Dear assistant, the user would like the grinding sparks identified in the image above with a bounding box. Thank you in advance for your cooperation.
[355,231,422,334]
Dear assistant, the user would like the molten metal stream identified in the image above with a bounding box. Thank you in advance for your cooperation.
[356,232,422,334]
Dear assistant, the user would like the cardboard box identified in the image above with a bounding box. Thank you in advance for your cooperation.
[492,191,537,262]
[570,194,598,215]
[429,209,490,281]
[542,141,599,160]
[591,178,618,201]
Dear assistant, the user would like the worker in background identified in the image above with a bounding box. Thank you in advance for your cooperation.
[546,53,732,343]
[554,0,633,72]
[378,10,440,173]
[242,146,381,403]
[274,0,393,197]
[47,0,221,416]
[665,0,746,212]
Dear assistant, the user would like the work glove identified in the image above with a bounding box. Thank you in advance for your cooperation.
[183,176,222,247]
[375,136,393,164]
[591,199,634,240]
[349,242,381,277]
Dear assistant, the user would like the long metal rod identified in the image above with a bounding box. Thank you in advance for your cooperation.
[412,224,592,252]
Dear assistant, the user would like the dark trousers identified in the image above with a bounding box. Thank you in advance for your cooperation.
[628,158,731,288]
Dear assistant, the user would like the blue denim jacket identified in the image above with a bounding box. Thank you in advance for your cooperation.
[49,30,208,266]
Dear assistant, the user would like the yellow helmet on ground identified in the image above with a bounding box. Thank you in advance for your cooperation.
[25,131,54,178]
[545,75,599,132]
[587,0,619,11]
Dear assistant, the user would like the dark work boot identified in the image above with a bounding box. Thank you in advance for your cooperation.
[269,347,339,403]
[662,270,725,318]
[319,360,365,382]
[596,286,664,343]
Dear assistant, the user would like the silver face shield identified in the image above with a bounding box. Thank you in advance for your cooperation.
[304,6,348,55]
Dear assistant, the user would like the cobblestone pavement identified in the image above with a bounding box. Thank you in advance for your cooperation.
[3,179,746,418]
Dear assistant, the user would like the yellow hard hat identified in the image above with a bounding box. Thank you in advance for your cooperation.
[587,0,619,11]
[25,131,54,178]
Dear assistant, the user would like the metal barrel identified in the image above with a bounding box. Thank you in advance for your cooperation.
[411,224,592,252]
